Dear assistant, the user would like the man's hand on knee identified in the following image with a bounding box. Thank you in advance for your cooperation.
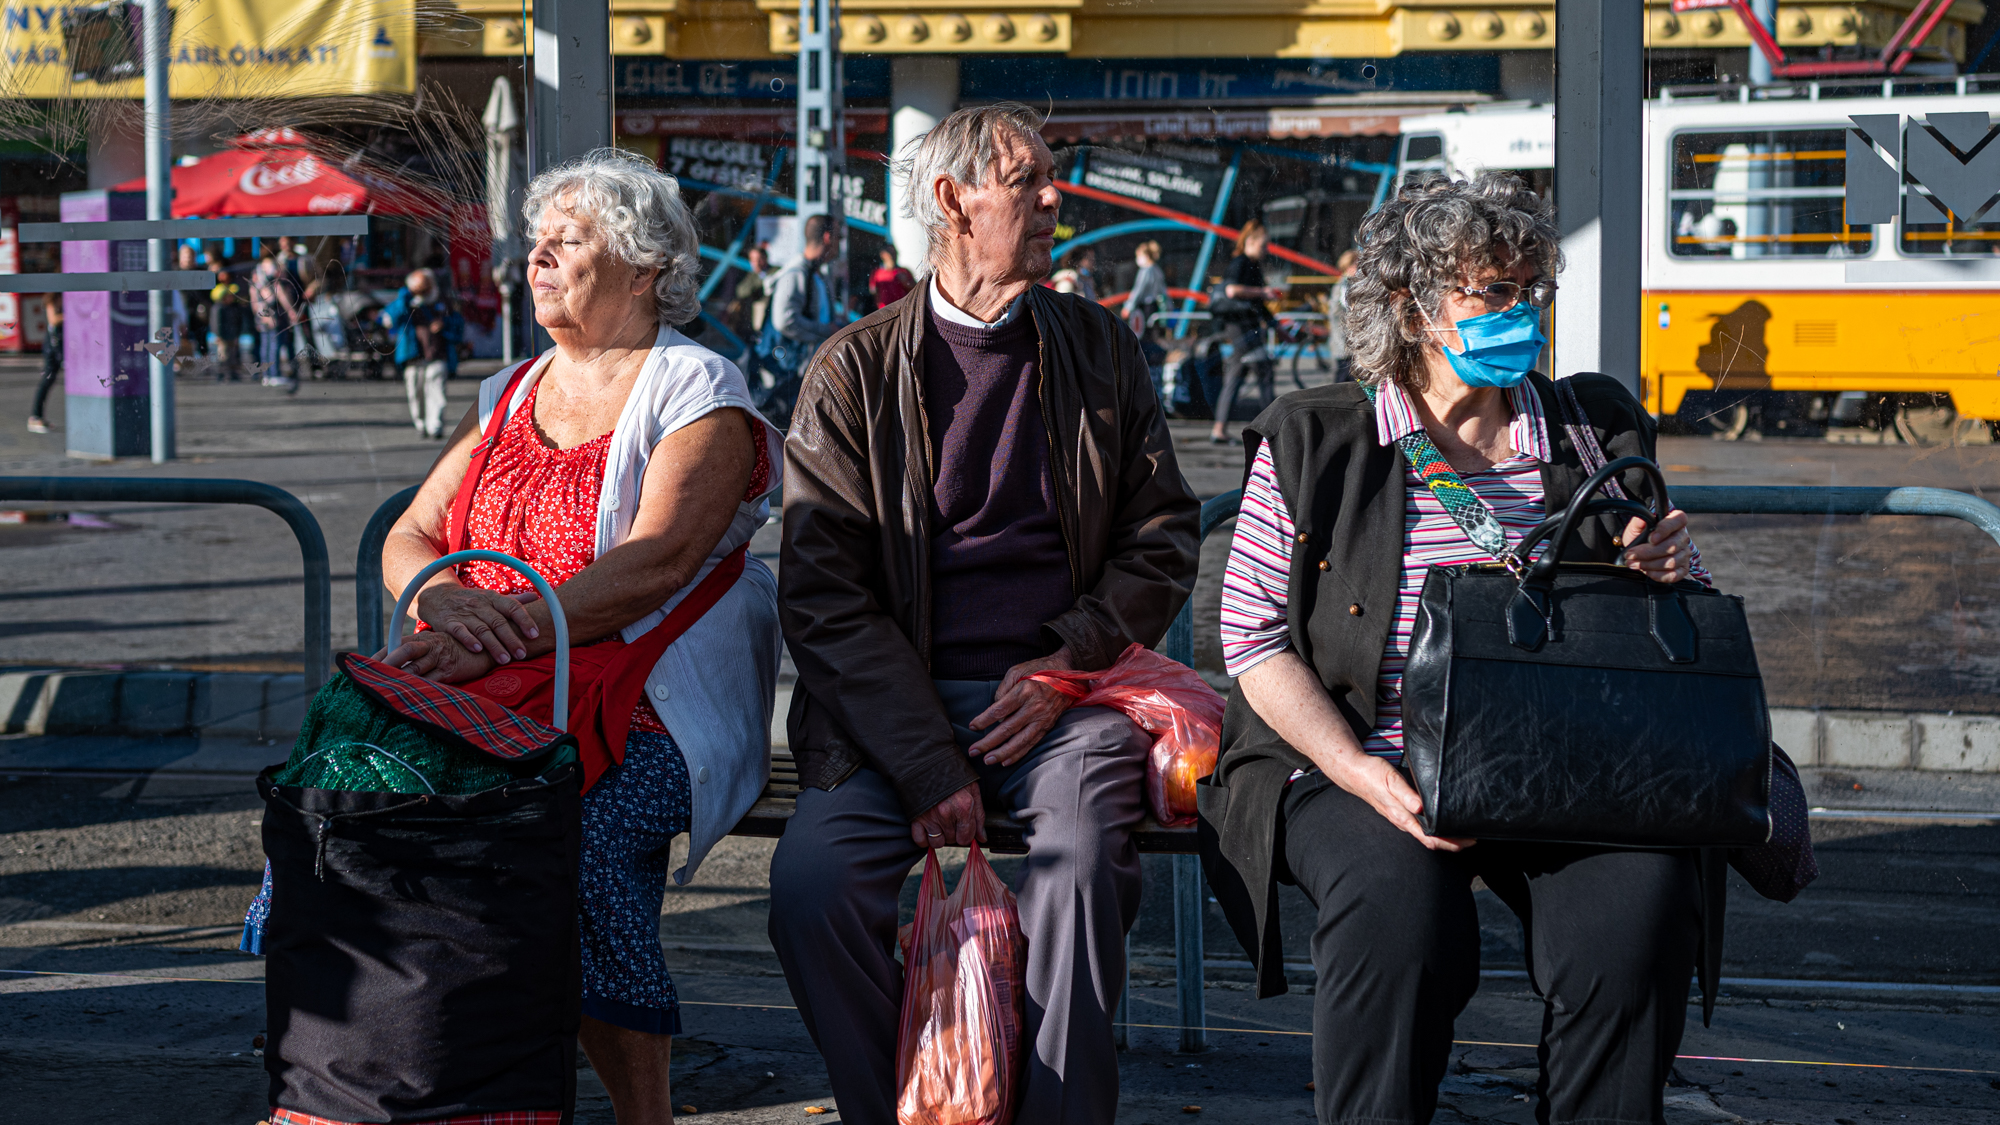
[911,784,986,849]
[968,647,1077,767]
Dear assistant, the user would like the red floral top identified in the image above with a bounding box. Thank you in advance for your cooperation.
[448,379,772,732]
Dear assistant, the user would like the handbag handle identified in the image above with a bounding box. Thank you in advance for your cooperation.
[388,550,573,731]
[1514,455,1673,585]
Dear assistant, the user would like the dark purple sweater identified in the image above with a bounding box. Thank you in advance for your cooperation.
[922,305,1073,679]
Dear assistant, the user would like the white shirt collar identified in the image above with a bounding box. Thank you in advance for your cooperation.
[929,275,1027,330]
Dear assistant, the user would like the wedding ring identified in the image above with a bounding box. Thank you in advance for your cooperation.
[926,830,942,837]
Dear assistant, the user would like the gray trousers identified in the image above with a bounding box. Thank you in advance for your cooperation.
[769,679,1150,1125]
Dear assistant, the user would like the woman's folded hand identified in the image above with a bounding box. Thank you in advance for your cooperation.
[379,629,496,684]
[417,584,541,663]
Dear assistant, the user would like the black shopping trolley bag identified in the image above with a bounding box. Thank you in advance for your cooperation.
[258,550,584,1124]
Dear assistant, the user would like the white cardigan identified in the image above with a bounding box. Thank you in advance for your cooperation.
[477,325,783,884]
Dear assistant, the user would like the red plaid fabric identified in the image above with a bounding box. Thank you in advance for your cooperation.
[340,652,566,761]
[271,1110,562,1125]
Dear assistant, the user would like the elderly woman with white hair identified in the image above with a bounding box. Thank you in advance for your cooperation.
[381,147,782,1122]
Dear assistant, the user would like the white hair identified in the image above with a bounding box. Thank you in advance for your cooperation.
[891,102,1047,271]
[523,147,703,326]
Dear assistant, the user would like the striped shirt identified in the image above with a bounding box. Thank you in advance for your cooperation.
[1218,378,1706,764]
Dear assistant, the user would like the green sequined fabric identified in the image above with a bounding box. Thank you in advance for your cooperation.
[271,673,568,795]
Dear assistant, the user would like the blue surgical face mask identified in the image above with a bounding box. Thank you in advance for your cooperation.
[1430,302,1546,389]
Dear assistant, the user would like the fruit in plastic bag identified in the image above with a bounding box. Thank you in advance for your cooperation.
[1027,643,1226,827]
[895,843,1027,1125]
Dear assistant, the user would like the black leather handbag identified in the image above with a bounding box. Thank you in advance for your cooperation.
[1399,456,1773,847]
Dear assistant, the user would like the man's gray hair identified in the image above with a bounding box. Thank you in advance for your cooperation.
[892,101,1048,270]
[1345,173,1561,393]
[523,147,703,326]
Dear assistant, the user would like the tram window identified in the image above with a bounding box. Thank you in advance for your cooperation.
[1668,128,1870,258]
[1898,192,2000,256]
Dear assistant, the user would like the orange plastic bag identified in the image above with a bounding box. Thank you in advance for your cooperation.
[895,843,1027,1125]
[1027,642,1226,827]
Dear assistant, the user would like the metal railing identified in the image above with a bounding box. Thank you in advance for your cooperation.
[355,485,422,656]
[0,478,332,688]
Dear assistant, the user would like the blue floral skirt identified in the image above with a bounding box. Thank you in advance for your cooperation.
[243,728,694,1036]
[578,728,693,1035]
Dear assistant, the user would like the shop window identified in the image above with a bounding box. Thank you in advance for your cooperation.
[1668,128,1869,259]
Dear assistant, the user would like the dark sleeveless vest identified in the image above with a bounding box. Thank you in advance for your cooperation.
[1195,372,1726,1013]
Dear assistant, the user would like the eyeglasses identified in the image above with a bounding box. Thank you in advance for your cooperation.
[1454,279,1558,311]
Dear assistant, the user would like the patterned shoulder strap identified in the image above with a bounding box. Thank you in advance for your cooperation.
[1360,381,1512,562]
[1553,377,1629,501]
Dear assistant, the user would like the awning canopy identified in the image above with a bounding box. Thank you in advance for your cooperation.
[115,139,442,219]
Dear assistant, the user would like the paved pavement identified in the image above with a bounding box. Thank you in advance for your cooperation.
[1,771,1996,1123]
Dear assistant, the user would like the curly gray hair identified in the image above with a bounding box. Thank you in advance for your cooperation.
[1345,173,1561,393]
[892,101,1047,272]
[523,147,703,326]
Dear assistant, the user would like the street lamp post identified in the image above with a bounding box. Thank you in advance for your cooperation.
[144,0,173,462]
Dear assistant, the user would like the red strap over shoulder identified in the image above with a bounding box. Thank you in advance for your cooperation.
[448,358,538,554]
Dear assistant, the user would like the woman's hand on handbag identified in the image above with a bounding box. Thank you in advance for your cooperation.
[416,583,541,663]
[379,629,496,684]
[1621,508,1693,584]
[1325,750,1477,853]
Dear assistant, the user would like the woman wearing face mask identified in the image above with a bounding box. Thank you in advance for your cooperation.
[1198,174,1707,1125]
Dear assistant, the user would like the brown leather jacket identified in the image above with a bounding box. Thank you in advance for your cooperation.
[779,283,1200,817]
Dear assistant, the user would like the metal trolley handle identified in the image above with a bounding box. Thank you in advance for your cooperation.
[388,550,573,732]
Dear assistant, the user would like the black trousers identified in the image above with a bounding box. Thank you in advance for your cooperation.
[1281,772,1701,1125]
[30,329,61,419]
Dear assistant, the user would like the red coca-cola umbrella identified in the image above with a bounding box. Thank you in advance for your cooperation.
[115,131,441,219]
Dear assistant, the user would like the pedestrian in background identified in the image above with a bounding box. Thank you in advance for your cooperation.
[1328,248,1358,383]
[251,250,300,389]
[1070,244,1099,300]
[729,244,774,387]
[767,214,839,359]
[1122,239,1167,337]
[209,266,250,382]
[172,243,211,362]
[1207,218,1287,444]
[280,236,322,377]
[26,297,61,434]
[382,268,463,439]
[868,245,915,310]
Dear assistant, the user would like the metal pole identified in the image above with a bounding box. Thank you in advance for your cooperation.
[1553,0,1644,391]
[143,0,173,462]
[1172,852,1206,1053]
[531,0,608,354]
[355,484,422,656]
[797,0,845,309]
[1747,0,1778,85]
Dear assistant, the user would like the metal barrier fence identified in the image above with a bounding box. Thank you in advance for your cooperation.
[345,479,2000,1054]
[0,477,332,688]
[355,485,422,656]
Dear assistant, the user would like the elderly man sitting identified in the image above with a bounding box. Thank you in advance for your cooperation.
[770,103,1200,1123]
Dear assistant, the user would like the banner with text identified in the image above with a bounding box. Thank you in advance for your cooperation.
[0,0,414,99]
